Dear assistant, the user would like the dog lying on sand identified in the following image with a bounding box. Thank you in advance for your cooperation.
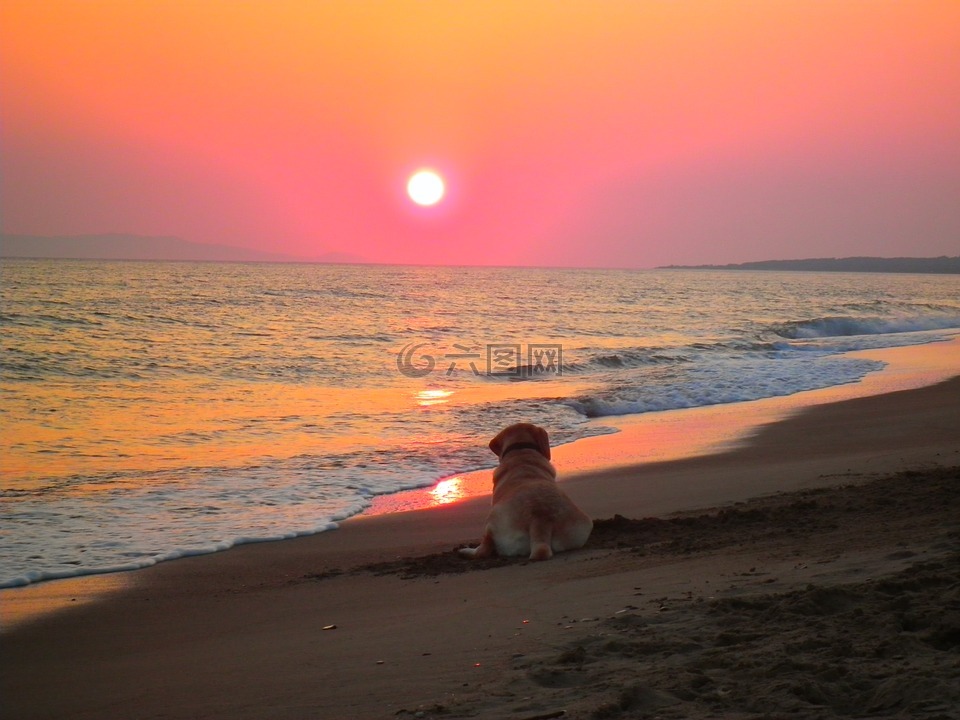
[459,423,593,561]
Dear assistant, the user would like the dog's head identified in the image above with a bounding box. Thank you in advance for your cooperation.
[489,423,551,461]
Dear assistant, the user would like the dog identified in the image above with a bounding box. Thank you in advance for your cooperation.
[459,423,593,561]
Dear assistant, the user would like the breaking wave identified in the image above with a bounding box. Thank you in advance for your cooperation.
[774,313,960,340]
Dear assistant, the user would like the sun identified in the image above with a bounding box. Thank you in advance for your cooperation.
[406,169,445,206]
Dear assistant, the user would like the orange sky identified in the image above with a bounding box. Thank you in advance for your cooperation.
[2,1,958,267]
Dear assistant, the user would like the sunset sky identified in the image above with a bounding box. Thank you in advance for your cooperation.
[2,1,958,268]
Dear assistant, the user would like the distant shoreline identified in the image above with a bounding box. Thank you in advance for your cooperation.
[5,236,959,274]
[0,234,365,265]
[660,256,960,274]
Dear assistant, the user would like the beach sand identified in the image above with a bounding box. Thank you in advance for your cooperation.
[2,369,959,718]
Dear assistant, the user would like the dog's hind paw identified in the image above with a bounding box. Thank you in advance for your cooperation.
[458,546,479,558]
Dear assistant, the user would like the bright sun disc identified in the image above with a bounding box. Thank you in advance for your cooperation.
[407,170,445,206]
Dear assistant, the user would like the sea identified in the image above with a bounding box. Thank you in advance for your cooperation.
[2,259,959,588]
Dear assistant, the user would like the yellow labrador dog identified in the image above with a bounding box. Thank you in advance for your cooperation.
[459,423,593,561]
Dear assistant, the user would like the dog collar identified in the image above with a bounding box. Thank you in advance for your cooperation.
[500,441,543,458]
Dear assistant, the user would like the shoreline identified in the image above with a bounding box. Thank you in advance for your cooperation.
[368,334,960,514]
[2,360,958,716]
[2,336,958,630]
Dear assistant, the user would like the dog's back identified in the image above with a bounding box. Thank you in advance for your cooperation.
[460,423,593,561]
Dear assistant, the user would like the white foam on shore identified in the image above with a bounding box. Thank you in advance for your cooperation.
[0,521,344,590]
[564,327,955,419]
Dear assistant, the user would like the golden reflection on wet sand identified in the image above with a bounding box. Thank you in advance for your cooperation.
[428,475,466,505]
[0,573,128,632]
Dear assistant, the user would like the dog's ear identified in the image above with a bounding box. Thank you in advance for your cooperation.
[533,425,551,461]
[489,428,507,457]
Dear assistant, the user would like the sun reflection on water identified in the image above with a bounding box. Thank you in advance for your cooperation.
[415,389,454,406]
[429,476,465,505]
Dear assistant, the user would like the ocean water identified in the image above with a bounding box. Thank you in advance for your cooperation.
[2,259,959,588]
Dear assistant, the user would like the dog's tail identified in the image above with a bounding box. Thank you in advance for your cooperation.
[528,518,553,561]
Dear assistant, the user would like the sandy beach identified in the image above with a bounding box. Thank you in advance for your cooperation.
[3,369,959,718]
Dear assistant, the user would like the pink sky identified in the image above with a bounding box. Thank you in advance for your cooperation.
[2,1,958,267]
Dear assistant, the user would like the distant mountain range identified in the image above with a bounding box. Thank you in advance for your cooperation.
[660,256,960,274]
[0,234,366,264]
